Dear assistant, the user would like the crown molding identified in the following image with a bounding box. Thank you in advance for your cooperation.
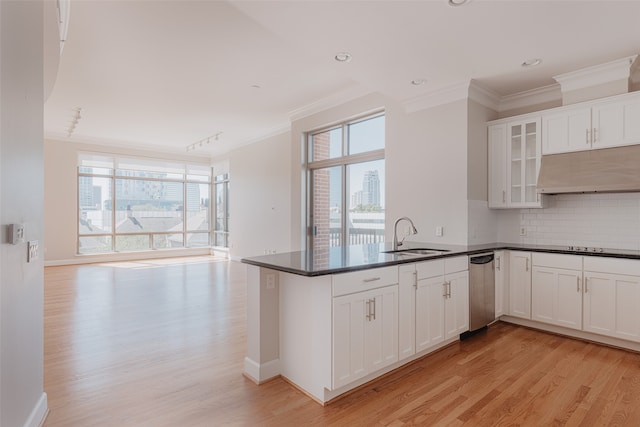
[499,83,561,112]
[288,84,372,122]
[468,80,501,111]
[402,80,473,113]
[554,55,638,93]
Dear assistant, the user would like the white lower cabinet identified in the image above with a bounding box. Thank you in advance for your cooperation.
[494,250,508,318]
[508,251,532,319]
[332,284,398,389]
[531,254,583,330]
[583,271,640,342]
[399,257,469,360]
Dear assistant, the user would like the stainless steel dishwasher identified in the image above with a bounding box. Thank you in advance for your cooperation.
[461,252,495,339]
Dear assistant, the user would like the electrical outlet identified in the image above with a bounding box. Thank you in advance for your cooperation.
[520,227,527,236]
[436,226,444,237]
[27,240,39,262]
[266,273,276,290]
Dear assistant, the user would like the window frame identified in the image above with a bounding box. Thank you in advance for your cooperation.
[304,111,385,251]
[77,154,212,254]
[213,172,230,249]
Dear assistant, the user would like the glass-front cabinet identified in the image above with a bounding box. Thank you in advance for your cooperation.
[488,117,543,209]
[507,118,543,208]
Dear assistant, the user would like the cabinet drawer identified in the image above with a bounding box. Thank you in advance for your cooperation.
[445,256,468,274]
[532,253,582,270]
[416,259,444,279]
[332,266,399,297]
[584,256,640,276]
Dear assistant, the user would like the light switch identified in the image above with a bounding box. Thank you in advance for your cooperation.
[436,226,444,237]
[27,240,39,262]
[9,224,24,244]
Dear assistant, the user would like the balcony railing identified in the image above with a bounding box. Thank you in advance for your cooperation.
[329,227,385,247]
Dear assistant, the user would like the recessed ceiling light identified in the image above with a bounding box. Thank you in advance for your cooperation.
[522,58,542,68]
[334,52,352,63]
[411,79,427,86]
[251,84,261,89]
[448,0,470,6]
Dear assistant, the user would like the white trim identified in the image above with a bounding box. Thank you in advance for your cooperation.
[288,84,372,122]
[402,80,471,113]
[243,357,280,383]
[23,392,48,427]
[44,248,214,266]
[468,80,501,111]
[553,55,638,93]
[499,83,561,112]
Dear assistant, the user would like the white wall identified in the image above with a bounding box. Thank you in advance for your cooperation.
[227,131,291,259]
[43,139,212,264]
[1,1,48,426]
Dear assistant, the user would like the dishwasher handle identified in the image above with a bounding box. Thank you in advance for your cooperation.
[469,253,495,265]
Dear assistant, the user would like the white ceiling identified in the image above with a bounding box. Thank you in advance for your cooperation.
[44,0,640,158]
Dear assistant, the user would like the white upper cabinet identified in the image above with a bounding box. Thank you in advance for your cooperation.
[541,92,640,155]
[488,124,508,208]
[488,119,543,209]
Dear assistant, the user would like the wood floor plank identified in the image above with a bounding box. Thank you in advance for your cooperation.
[43,257,640,426]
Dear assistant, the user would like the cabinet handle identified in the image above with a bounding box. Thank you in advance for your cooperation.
[443,282,448,298]
[448,281,452,298]
[577,276,580,292]
[584,278,588,293]
[593,128,598,143]
[586,129,590,144]
[496,256,501,271]
[365,300,371,321]
[371,298,376,321]
[502,190,506,203]
[413,271,418,289]
[363,277,381,283]
[526,258,529,272]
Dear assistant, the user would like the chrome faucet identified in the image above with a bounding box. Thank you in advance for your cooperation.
[393,217,418,250]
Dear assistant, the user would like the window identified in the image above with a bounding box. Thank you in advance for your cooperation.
[306,113,385,252]
[77,154,211,254]
[213,173,230,248]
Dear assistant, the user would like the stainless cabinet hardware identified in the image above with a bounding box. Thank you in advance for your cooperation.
[363,277,381,283]
[584,277,588,293]
[586,129,590,144]
[413,271,418,289]
[502,190,506,203]
[443,282,448,298]
[365,299,371,321]
[526,258,529,271]
[372,298,376,320]
[496,256,501,271]
[577,277,580,292]
[448,281,452,298]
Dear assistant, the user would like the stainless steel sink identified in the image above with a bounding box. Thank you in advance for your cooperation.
[382,248,450,256]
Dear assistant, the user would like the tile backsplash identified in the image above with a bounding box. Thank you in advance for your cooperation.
[520,193,640,250]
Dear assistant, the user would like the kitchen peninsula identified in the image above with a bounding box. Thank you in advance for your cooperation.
[242,241,640,404]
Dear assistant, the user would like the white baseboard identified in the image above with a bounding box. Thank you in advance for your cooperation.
[44,248,213,266]
[23,392,48,427]
[243,357,280,384]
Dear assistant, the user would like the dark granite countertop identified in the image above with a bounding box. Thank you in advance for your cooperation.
[240,241,640,277]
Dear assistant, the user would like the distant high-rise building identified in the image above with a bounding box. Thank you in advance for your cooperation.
[362,170,380,207]
[79,176,94,209]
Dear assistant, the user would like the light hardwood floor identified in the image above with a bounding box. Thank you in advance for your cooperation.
[44,256,640,426]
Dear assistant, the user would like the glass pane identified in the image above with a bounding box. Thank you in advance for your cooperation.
[115,235,150,252]
[187,183,210,231]
[214,232,227,248]
[187,174,210,183]
[187,232,210,248]
[347,159,385,245]
[78,236,112,254]
[348,115,385,155]
[79,176,113,234]
[115,179,184,233]
[312,166,342,252]
[79,166,112,175]
[116,169,183,180]
[215,182,227,231]
[153,234,184,249]
[309,127,342,162]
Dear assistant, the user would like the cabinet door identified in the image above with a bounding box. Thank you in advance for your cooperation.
[365,286,399,373]
[592,97,640,149]
[507,119,542,208]
[494,251,506,317]
[444,270,469,340]
[415,275,445,353]
[532,266,582,330]
[583,272,640,342]
[542,108,591,154]
[398,265,416,360]
[332,292,367,389]
[508,251,531,319]
[488,124,508,208]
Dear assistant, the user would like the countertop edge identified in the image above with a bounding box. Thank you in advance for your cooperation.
[241,244,640,277]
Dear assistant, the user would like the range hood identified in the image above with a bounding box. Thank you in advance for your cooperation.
[537,145,640,194]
